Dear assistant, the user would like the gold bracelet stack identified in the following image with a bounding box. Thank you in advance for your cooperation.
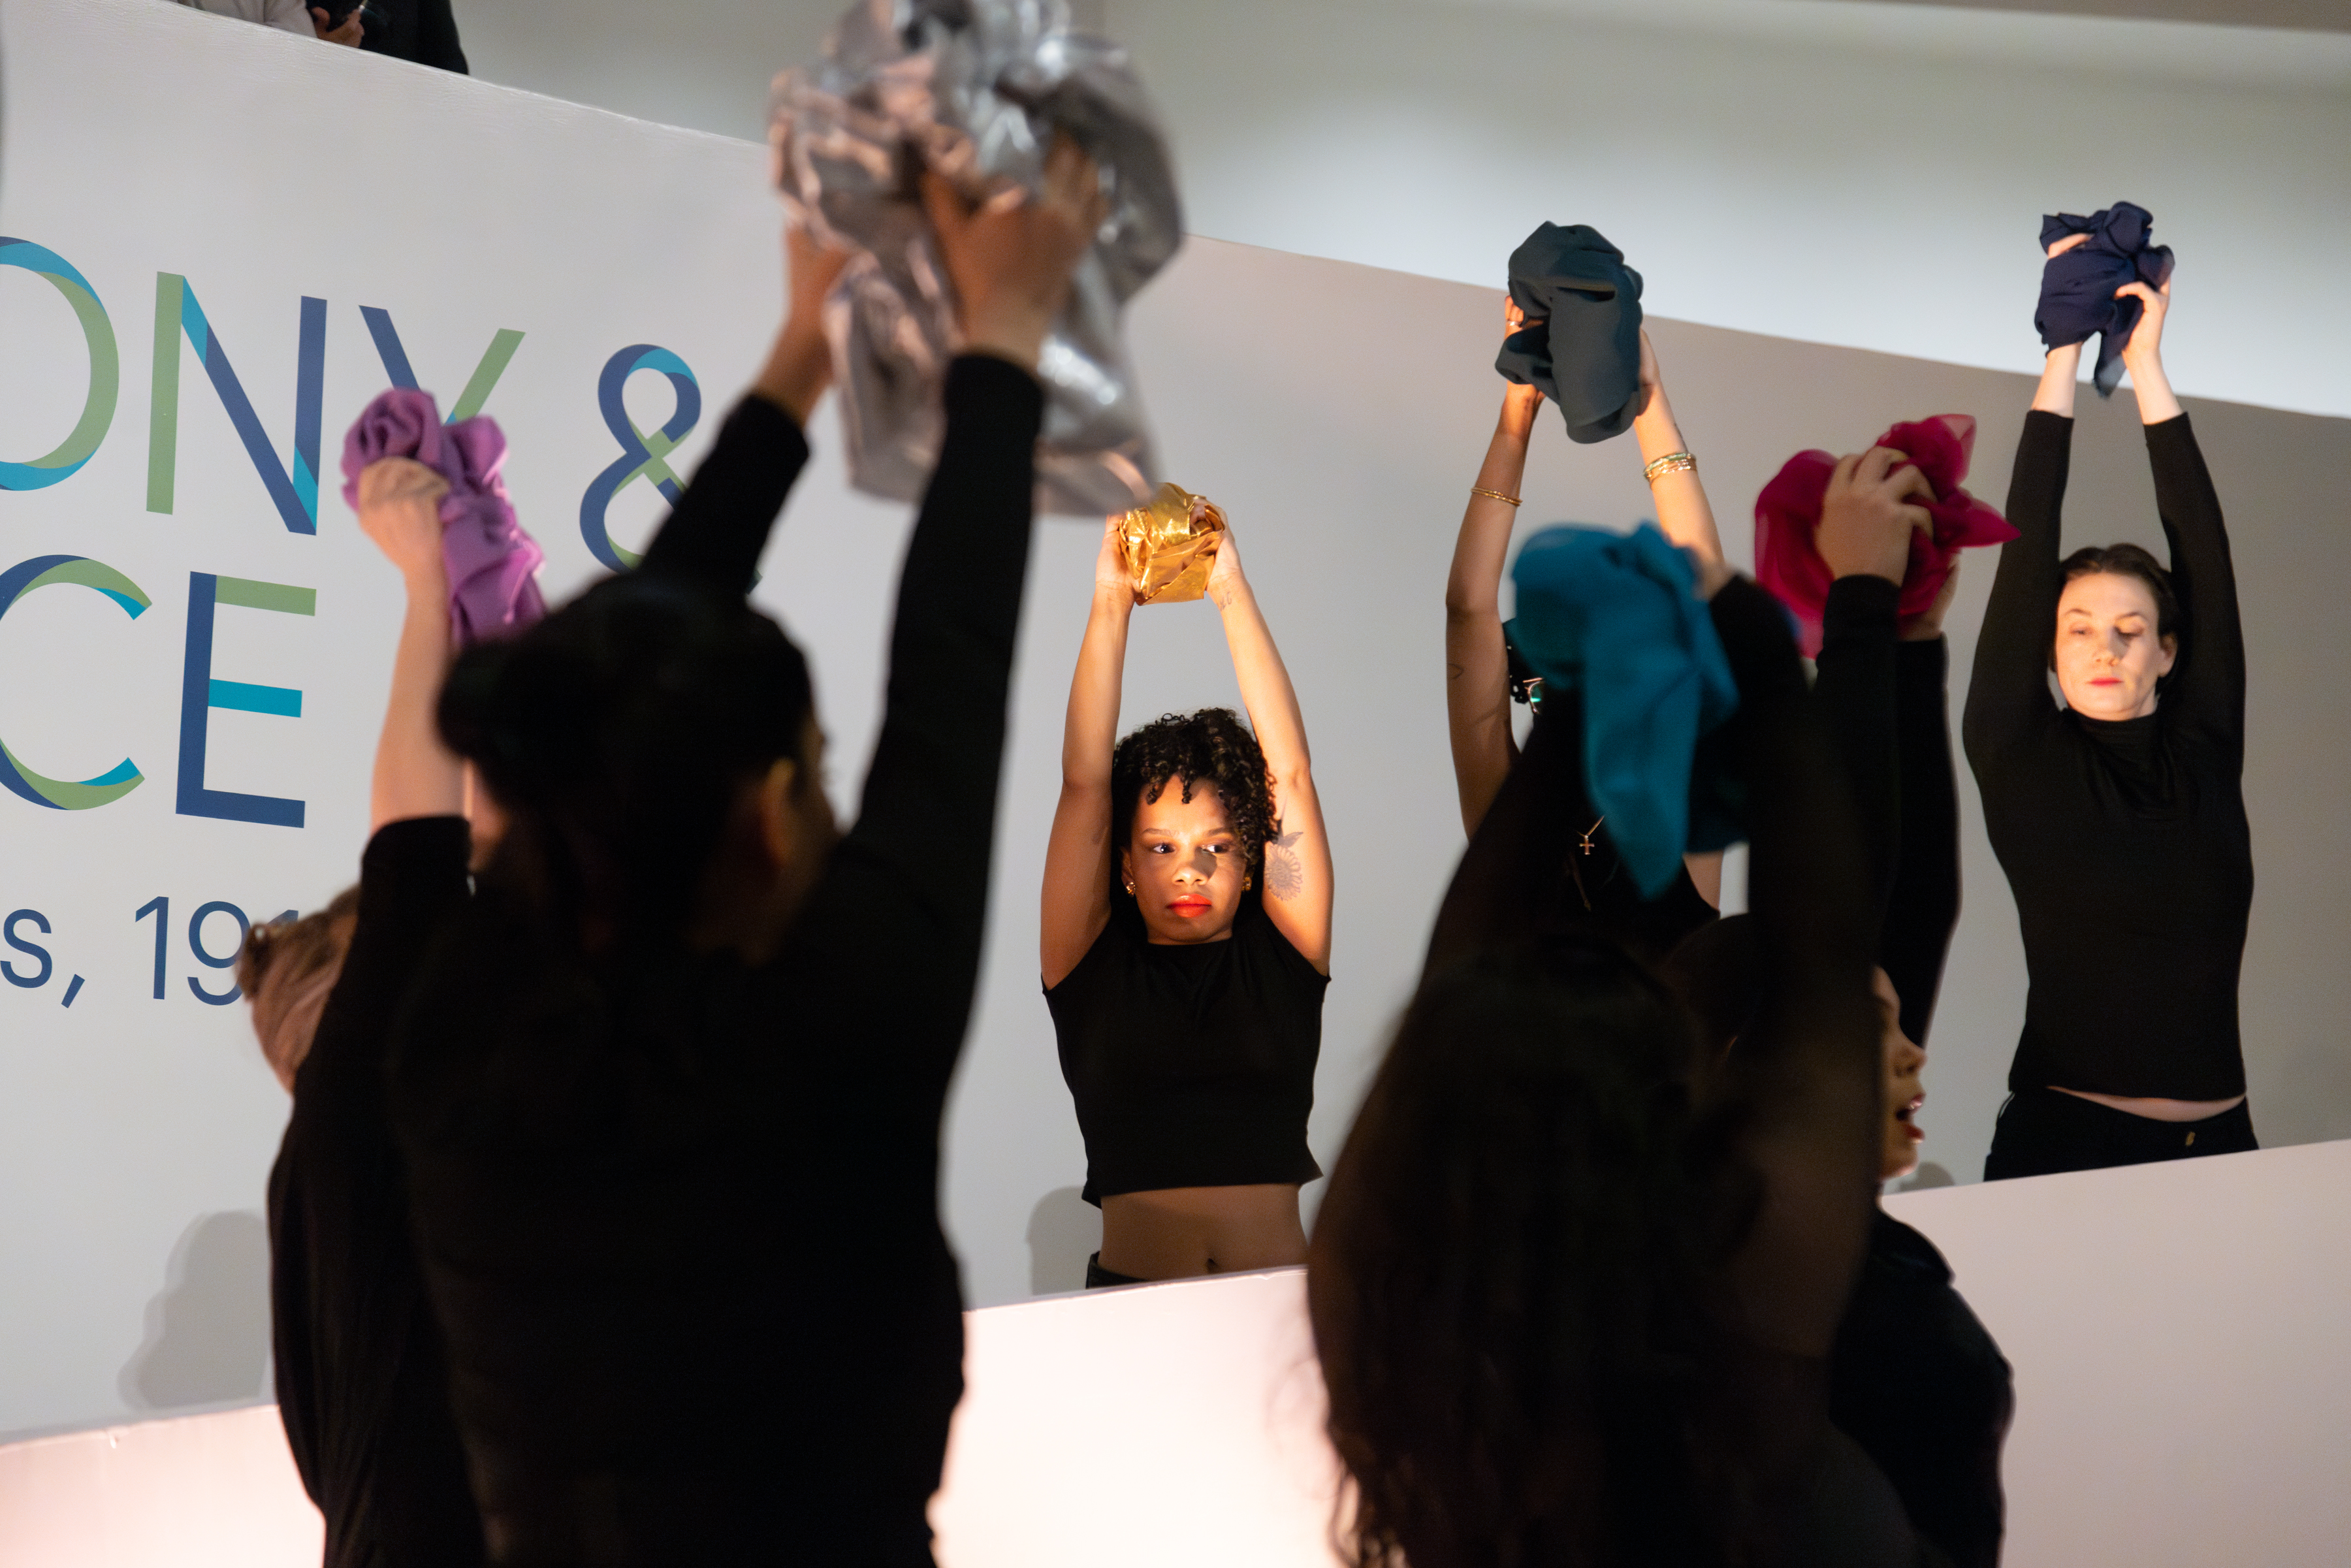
[1642,451,1696,484]
[1471,487,1522,507]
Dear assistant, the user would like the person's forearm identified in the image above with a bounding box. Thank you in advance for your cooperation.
[370,571,464,830]
[2124,344,2183,426]
[1445,391,1535,833]
[1633,385,1722,563]
[1063,590,1131,788]
[2032,344,2081,419]
[1213,578,1310,787]
[750,315,832,429]
[1445,391,1538,616]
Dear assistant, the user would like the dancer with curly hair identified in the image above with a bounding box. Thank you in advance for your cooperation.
[1041,509,1334,1287]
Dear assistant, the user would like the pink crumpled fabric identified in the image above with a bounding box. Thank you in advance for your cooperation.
[340,387,547,647]
[1753,413,2016,658]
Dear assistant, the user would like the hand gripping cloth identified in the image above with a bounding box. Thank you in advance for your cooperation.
[341,387,547,647]
[771,0,1183,515]
[1753,414,2015,658]
[1495,222,1644,445]
[2035,201,2173,398]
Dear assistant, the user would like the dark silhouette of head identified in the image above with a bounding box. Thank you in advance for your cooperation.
[1309,935,1756,1568]
[437,572,818,954]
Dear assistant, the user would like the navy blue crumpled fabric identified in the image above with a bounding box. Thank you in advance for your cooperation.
[2035,202,2173,398]
[1496,223,1644,444]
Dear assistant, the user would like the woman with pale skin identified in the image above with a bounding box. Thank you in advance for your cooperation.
[1041,509,1334,1286]
[1964,246,2256,1178]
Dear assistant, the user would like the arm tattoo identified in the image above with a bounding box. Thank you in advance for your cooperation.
[1265,829,1306,901]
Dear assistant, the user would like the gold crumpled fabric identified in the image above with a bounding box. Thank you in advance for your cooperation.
[1117,483,1226,605]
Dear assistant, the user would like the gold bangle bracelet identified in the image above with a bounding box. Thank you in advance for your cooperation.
[1642,451,1696,483]
[1471,487,1522,507]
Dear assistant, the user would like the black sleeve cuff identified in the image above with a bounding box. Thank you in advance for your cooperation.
[362,814,470,874]
[944,353,1046,438]
[1821,574,1900,642]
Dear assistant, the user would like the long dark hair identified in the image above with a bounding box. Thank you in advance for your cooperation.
[1109,707,1276,895]
[437,572,813,952]
[1309,937,1757,1568]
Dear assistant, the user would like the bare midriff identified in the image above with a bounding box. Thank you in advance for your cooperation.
[2051,1087,2247,1123]
[1096,1183,1307,1281]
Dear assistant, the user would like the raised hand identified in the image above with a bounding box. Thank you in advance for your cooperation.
[310,7,362,45]
[1819,447,1934,586]
[1093,511,1132,599]
[754,221,853,423]
[1205,511,1245,610]
[355,458,449,585]
[921,134,1108,372]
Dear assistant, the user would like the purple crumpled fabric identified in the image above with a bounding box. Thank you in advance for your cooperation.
[340,388,547,646]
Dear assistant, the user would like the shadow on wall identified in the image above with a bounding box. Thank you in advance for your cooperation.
[118,1211,272,1413]
[1027,1187,1101,1296]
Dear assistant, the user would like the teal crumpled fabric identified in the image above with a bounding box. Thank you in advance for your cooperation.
[1509,522,1741,897]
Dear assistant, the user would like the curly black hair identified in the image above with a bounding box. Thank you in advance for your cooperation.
[1109,708,1277,895]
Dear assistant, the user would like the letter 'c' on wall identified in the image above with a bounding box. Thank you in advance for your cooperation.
[0,239,119,491]
[0,555,151,809]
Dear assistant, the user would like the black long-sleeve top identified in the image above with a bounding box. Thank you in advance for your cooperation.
[268,816,485,1568]
[1815,579,2012,1568]
[1432,579,1927,1563]
[1962,412,2251,1098]
[360,0,466,72]
[390,357,1045,1566]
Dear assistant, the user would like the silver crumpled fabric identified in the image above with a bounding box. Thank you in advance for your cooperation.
[771,0,1183,517]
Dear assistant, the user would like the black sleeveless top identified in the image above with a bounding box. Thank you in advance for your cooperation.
[1046,894,1327,1205]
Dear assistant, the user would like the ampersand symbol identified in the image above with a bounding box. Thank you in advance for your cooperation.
[579,344,701,571]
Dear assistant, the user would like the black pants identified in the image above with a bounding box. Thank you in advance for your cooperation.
[1085,1253,1145,1290]
[1983,1086,2257,1181]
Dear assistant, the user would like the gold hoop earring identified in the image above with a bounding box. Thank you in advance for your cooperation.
[1243,874,1254,891]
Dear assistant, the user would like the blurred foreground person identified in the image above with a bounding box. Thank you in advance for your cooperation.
[389,144,1103,1566]
[1315,517,1947,1563]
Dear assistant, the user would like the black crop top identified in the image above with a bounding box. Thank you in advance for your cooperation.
[1047,895,1328,1205]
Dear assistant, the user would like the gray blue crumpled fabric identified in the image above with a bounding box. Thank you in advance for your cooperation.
[1495,222,1644,445]
[771,0,1182,515]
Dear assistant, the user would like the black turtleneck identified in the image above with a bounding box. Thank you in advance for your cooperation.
[1962,411,2251,1099]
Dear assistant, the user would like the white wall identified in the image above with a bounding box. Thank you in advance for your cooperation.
[454,0,2351,419]
[11,1140,2351,1567]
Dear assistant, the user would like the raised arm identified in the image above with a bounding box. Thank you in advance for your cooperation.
[633,228,847,595]
[1208,530,1334,973]
[2120,279,2243,752]
[1711,577,1884,1359]
[1809,447,1937,918]
[1631,329,1724,567]
[835,138,1104,1017]
[1040,520,1134,987]
[1883,586,1962,1047]
[357,460,464,830]
[1964,244,2085,766]
[1446,298,1543,836]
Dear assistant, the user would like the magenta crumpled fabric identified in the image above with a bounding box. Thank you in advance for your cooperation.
[1753,414,2016,658]
[340,388,547,647]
